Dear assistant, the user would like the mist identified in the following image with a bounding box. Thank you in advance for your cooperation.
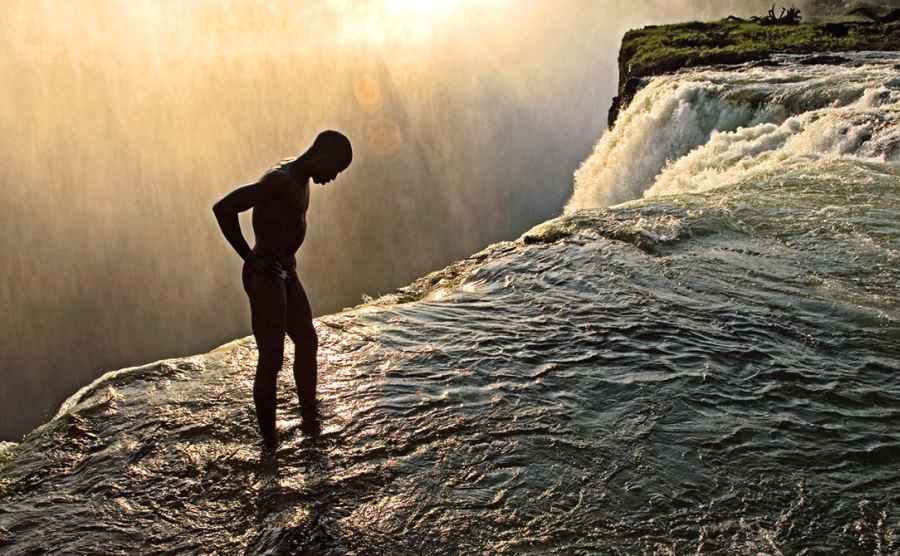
[2,0,785,440]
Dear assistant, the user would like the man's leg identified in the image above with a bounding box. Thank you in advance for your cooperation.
[242,263,287,446]
[285,277,318,419]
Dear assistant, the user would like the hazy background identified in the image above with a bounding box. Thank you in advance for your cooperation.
[2,0,797,440]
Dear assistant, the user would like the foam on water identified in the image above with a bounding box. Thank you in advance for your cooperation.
[568,53,900,209]
[2,52,899,555]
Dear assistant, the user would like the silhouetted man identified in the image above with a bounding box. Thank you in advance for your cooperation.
[213,130,352,449]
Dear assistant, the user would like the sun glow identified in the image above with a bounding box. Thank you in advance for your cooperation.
[330,0,466,45]
[383,0,459,18]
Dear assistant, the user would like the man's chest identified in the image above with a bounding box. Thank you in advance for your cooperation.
[255,185,309,226]
[282,184,310,216]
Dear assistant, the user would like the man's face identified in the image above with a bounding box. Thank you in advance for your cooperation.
[311,157,345,185]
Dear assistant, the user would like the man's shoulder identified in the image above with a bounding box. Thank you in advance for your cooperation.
[258,168,293,188]
[257,167,310,206]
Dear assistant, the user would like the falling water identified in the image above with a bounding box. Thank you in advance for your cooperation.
[2,51,898,553]
[0,0,785,439]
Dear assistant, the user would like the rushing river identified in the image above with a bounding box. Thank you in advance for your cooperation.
[1,53,899,554]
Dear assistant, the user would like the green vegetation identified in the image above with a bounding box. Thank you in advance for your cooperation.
[619,18,900,87]
[607,16,900,127]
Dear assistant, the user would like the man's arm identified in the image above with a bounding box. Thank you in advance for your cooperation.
[212,173,288,263]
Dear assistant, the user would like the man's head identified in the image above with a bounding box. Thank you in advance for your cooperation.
[306,130,352,184]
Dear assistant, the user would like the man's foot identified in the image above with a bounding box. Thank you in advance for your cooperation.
[300,404,320,436]
[301,416,321,436]
[261,431,279,453]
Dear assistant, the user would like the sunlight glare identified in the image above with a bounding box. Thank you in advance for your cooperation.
[331,0,464,45]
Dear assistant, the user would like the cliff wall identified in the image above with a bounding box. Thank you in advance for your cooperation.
[609,16,900,127]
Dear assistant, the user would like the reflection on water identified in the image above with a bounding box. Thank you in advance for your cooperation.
[0,0,795,441]
[1,0,617,440]
[2,163,898,552]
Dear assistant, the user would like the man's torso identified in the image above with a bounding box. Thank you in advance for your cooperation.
[251,170,310,260]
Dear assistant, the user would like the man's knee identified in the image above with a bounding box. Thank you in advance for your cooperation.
[290,323,317,346]
[256,340,285,371]
[306,327,319,352]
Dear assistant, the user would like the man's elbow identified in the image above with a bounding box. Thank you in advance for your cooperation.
[212,199,230,219]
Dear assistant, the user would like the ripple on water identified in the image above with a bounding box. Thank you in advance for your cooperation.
[2,170,900,553]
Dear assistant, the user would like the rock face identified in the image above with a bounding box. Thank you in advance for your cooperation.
[608,17,900,128]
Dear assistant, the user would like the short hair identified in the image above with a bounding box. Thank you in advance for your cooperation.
[310,130,352,169]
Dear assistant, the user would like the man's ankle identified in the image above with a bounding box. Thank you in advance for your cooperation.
[261,430,278,451]
[300,400,318,417]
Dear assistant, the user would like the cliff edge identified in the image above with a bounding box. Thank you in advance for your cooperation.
[610,15,900,128]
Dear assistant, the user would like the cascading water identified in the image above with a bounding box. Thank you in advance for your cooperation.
[2,51,898,553]
[569,53,900,208]
[0,1,614,441]
[1,0,794,442]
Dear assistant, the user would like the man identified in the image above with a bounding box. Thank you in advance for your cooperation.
[213,130,352,449]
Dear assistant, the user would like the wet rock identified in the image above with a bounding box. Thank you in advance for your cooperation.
[608,77,645,130]
[798,54,852,65]
[823,22,850,37]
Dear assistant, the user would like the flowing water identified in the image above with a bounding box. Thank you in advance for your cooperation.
[3,0,783,441]
[2,54,899,554]
[0,0,612,440]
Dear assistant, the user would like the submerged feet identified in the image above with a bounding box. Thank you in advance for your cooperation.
[300,402,321,437]
[258,403,319,455]
[261,430,279,453]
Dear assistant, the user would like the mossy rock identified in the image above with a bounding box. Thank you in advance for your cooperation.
[608,17,900,127]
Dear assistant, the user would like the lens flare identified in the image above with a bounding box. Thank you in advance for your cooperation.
[354,75,384,113]
[365,116,403,156]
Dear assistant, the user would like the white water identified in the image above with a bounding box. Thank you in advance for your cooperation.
[568,53,900,210]
[3,0,793,441]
